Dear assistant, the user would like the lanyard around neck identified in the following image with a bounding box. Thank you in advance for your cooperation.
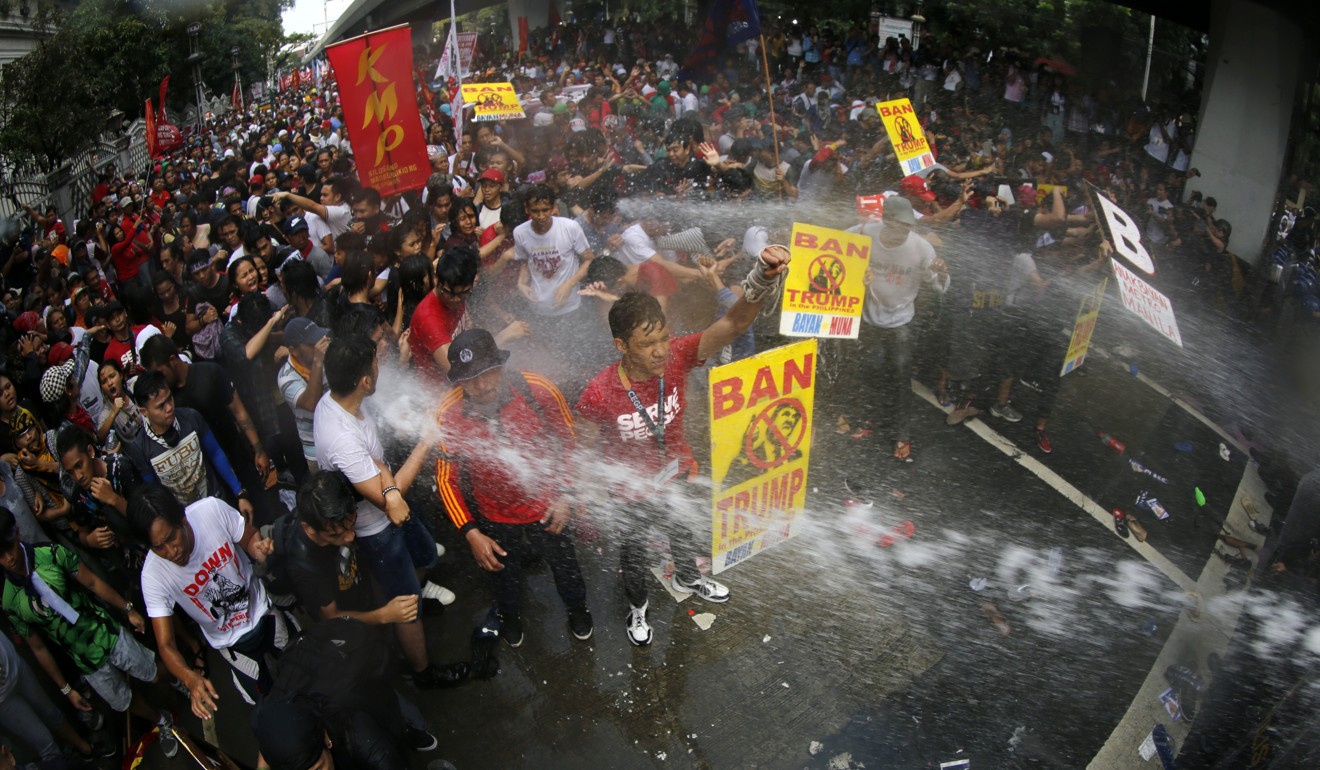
[618,364,665,452]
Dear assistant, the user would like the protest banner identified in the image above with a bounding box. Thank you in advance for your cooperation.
[1087,182,1183,346]
[709,340,817,574]
[325,25,431,196]
[1061,277,1108,376]
[435,29,478,80]
[876,98,937,176]
[779,223,870,339]
[461,82,526,121]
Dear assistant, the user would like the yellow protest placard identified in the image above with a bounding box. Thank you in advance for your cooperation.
[876,98,936,176]
[460,82,525,122]
[779,223,870,339]
[1061,277,1107,376]
[708,340,817,574]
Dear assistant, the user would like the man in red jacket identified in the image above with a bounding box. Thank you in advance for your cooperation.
[434,329,592,647]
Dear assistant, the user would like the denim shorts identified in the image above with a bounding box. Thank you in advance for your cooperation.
[356,516,438,599]
[83,630,157,712]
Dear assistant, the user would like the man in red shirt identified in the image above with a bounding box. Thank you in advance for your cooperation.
[409,247,528,384]
[575,245,790,646]
[434,329,592,647]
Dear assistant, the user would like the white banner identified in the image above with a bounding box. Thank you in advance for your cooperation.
[1110,259,1183,347]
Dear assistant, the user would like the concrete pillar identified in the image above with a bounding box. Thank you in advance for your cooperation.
[1184,0,1304,266]
[506,0,551,49]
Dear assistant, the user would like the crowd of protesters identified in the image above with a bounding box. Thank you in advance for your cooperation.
[0,9,1258,770]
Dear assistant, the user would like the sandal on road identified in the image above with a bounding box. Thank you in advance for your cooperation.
[894,441,912,463]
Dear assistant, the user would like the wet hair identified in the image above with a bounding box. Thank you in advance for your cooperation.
[132,370,172,408]
[436,246,480,290]
[608,291,666,342]
[333,305,387,341]
[397,254,433,304]
[427,183,454,206]
[500,197,527,231]
[55,424,95,461]
[324,334,376,396]
[339,251,376,295]
[139,334,179,370]
[585,255,627,287]
[297,470,358,533]
[524,184,556,208]
[120,281,155,325]
[449,199,478,229]
[388,226,418,256]
[326,176,357,201]
[280,259,320,303]
[586,185,617,214]
[127,484,187,545]
[235,291,274,331]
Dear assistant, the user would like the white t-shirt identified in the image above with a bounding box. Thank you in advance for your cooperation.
[856,224,948,328]
[141,497,270,649]
[323,203,353,237]
[614,223,657,265]
[305,211,333,250]
[512,217,591,317]
[313,394,390,537]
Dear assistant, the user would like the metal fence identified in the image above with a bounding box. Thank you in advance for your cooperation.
[1,118,151,229]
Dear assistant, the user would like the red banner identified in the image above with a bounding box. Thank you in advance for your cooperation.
[325,25,430,196]
[145,99,158,159]
[158,75,169,121]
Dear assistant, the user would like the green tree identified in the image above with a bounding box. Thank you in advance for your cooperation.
[0,0,294,171]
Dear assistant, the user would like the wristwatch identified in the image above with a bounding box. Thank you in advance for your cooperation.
[124,601,135,614]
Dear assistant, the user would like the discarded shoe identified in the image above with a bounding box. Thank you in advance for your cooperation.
[946,405,980,425]
[893,440,913,463]
[1112,508,1130,538]
[1128,517,1148,542]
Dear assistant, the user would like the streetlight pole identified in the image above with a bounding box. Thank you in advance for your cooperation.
[187,23,206,129]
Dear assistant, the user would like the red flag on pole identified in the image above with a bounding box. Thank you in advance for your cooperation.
[325,25,432,196]
[232,77,243,112]
[145,99,158,159]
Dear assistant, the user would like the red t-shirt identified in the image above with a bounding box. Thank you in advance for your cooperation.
[102,325,149,373]
[637,261,678,298]
[576,332,704,489]
[409,291,469,382]
[435,372,577,530]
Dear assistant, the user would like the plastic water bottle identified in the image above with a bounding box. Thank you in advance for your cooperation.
[104,429,119,454]
[1098,431,1126,454]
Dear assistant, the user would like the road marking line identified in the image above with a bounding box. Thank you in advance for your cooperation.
[910,379,1197,592]
[1064,331,1248,454]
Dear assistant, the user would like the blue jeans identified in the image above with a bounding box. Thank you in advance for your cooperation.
[0,657,65,761]
[357,516,438,599]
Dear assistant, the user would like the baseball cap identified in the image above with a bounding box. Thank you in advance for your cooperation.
[477,168,506,186]
[883,195,919,226]
[284,317,329,347]
[250,174,265,187]
[447,328,510,383]
[189,253,215,273]
[94,299,125,319]
[286,216,310,233]
[12,311,40,334]
[899,175,937,202]
[569,118,587,132]
[40,361,75,404]
[47,342,73,366]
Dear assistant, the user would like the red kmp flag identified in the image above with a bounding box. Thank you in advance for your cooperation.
[326,25,430,196]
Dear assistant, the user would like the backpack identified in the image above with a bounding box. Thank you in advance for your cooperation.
[259,513,304,610]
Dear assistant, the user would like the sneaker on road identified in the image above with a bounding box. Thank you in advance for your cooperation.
[568,607,594,640]
[991,401,1023,423]
[500,614,524,648]
[157,712,179,759]
[626,603,653,646]
[406,727,439,752]
[422,581,456,605]
[1036,427,1053,454]
[673,574,730,603]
